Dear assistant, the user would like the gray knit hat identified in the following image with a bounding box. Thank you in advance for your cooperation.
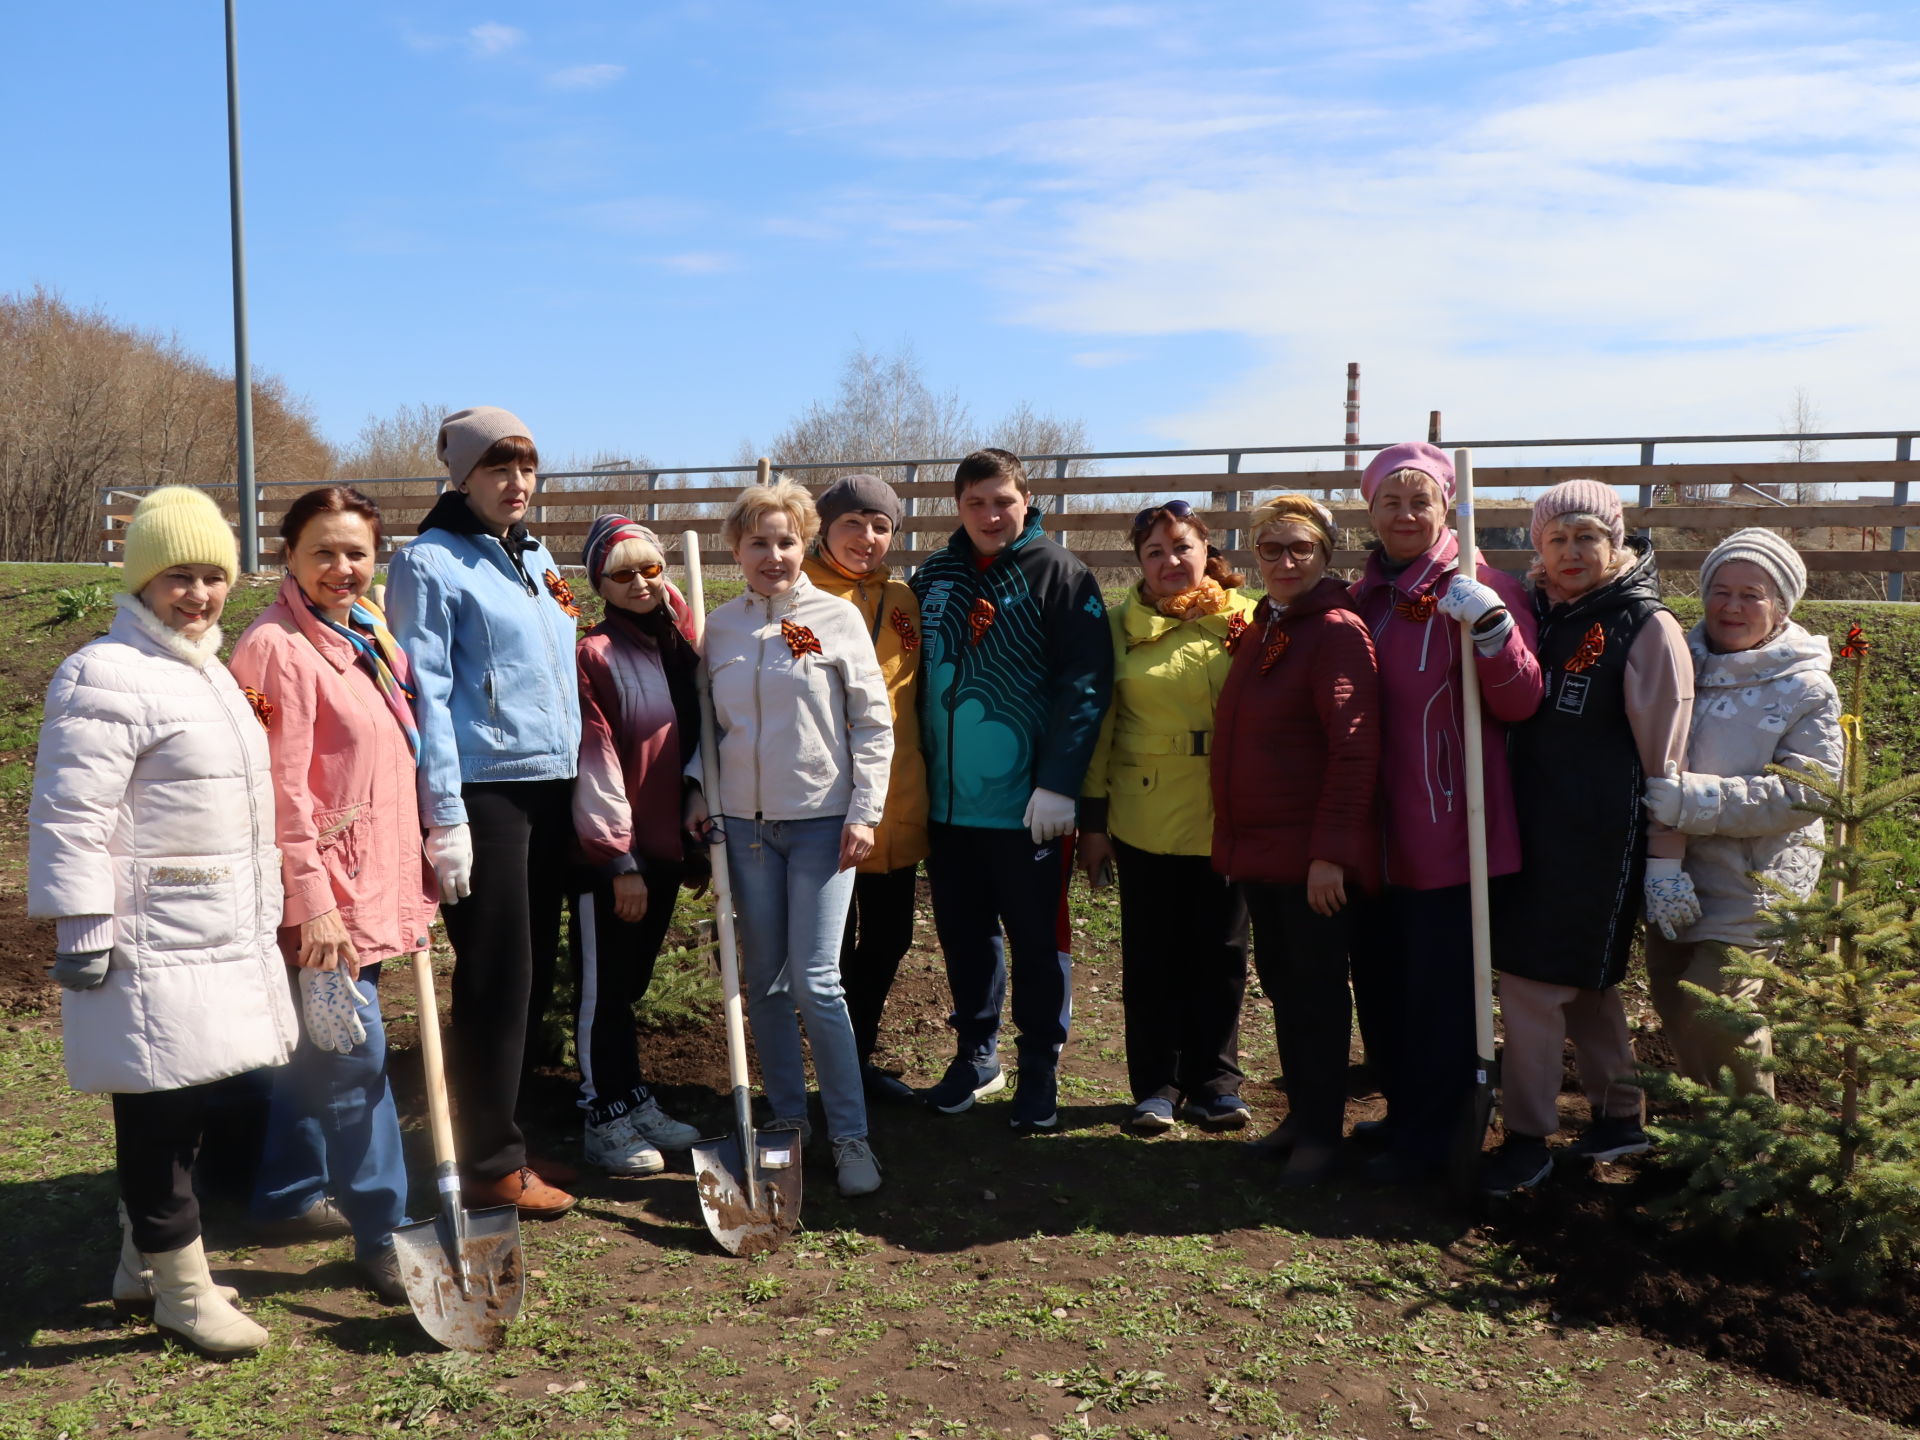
[438,406,534,489]
[816,474,904,532]
[1700,527,1807,611]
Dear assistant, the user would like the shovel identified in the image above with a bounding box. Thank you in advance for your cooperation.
[681,514,803,1256]
[1446,448,1501,1197]
[392,949,526,1349]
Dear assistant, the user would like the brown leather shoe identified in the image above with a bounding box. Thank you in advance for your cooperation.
[467,1167,577,1219]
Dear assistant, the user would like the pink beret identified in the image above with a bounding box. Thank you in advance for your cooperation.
[1361,441,1456,506]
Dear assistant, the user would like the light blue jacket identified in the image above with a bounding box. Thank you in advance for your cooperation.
[386,524,581,827]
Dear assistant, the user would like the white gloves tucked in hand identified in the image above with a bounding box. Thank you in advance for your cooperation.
[1438,575,1514,658]
[1643,857,1702,941]
[425,823,473,904]
[1023,787,1077,844]
[300,966,368,1054]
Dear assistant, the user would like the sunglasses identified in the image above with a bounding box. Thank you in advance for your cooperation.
[1255,539,1323,565]
[1132,498,1194,529]
[605,563,664,583]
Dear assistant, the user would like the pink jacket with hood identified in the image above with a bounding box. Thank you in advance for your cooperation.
[1350,443,1544,891]
[229,574,439,963]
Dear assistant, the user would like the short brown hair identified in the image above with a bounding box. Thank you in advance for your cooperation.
[279,485,385,558]
[473,434,540,471]
[952,447,1029,499]
[1131,505,1244,589]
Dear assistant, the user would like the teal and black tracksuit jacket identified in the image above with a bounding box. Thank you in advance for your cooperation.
[911,513,1114,829]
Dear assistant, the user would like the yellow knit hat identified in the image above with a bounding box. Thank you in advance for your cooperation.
[121,487,240,593]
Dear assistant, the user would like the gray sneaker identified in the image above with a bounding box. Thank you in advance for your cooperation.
[832,1136,883,1197]
[358,1243,408,1306]
[585,1114,667,1176]
[256,1195,350,1243]
[626,1095,701,1151]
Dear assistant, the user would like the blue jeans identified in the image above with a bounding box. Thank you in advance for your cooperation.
[252,964,409,1255]
[724,816,867,1141]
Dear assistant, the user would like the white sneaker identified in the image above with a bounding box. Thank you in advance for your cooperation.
[585,1115,666,1176]
[627,1095,701,1151]
[832,1136,883,1197]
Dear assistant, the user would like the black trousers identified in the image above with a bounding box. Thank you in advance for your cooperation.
[1243,882,1352,1144]
[568,863,685,1127]
[839,864,919,1066]
[925,823,1073,1066]
[1348,883,1482,1166]
[1114,841,1247,1105]
[441,779,572,1180]
[114,1084,217,1254]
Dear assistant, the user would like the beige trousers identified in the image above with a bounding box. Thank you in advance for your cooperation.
[1644,932,1775,1098]
[1497,973,1641,1139]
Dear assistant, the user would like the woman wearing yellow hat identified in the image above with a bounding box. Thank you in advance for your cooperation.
[28,486,297,1354]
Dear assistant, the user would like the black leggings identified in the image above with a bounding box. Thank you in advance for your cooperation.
[840,864,919,1066]
[114,1085,216,1254]
[569,863,685,1126]
[440,779,572,1180]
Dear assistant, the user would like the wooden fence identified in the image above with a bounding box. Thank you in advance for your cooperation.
[97,452,1920,588]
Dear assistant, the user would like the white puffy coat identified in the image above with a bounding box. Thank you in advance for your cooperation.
[28,596,297,1094]
[1669,620,1844,948]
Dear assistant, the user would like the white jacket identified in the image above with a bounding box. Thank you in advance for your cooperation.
[28,596,297,1094]
[1669,620,1844,948]
[696,574,893,826]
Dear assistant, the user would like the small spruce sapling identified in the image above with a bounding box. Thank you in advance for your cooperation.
[1650,625,1920,1291]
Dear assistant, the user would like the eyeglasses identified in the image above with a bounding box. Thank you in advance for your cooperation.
[1132,499,1194,529]
[605,563,664,583]
[1255,539,1322,565]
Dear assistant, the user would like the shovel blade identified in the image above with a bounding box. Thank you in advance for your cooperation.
[392,1203,525,1351]
[691,1132,803,1256]
[1448,1060,1500,1201]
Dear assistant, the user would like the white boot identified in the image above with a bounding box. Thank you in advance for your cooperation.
[146,1238,268,1354]
[113,1205,238,1316]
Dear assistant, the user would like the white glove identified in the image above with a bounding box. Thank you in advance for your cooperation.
[1438,575,1513,657]
[425,823,473,904]
[1023,787,1077,845]
[1644,857,1702,942]
[299,966,368,1055]
[1644,763,1684,828]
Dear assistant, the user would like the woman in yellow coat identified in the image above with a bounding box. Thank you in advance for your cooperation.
[802,475,930,1103]
[1078,501,1259,1134]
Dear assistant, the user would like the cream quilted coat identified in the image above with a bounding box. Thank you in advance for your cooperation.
[28,596,297,1093]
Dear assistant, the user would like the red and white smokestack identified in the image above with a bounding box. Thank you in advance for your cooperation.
[1344,362,1360,471]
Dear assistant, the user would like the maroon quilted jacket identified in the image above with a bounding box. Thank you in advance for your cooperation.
[1210,577,1383,889]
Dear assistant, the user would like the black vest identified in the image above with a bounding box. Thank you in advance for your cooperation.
[1496,539,1668,990]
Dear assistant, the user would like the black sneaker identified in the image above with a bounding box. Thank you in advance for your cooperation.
[256,1195,351,1243]
[1567,1115,1651,1162]
[861,1065,917,1105]
[1009,1066,1059,1131]
[923,1056,1006,1114]
[358,1243,408,1306]
[1481,1136,1554,1197]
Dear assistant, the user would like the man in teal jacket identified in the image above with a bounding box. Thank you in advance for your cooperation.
[911,449,1113,1129]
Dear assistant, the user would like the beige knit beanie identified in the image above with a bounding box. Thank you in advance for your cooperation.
[438,406,535,489]
[1530,479,1625,553]
[121,487,240,593]
[1700,527,1807,611]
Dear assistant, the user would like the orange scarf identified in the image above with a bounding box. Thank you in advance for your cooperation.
[1154,577,1229,621]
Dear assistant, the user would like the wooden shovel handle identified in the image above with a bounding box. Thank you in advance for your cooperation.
[412,949,459,1172]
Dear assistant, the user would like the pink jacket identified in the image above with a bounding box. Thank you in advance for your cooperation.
[229,576,438,962]
[1350,534,1543,891]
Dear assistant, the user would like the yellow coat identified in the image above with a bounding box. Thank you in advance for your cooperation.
[1081,586,1259,857]
[802,553,930,872]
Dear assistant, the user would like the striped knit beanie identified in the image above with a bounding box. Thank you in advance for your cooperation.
[1530,479,1625,553]
[121,486,240,592]
[1700,527,1807,611]
[1361,441,1456,506]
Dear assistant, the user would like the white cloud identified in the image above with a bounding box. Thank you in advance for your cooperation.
[467,22,525,57]
[546,63,627,91]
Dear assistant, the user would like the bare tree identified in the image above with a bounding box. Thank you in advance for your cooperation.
[330,402,447,482]
[1778,386,1828,502]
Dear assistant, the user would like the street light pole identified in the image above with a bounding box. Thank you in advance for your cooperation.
[224,0,259,572]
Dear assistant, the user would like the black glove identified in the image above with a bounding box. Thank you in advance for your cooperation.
[52,950,110,991]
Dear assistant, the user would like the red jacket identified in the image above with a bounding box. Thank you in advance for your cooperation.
[1211,577,1382,889]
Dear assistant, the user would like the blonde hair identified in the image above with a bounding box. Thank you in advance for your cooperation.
[603,536,664,574]
[1248,493,1338,557]
[1527,512,1632,588]
[723,480,819,549]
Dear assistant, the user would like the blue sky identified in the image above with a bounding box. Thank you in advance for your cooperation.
[6,1,1918,472]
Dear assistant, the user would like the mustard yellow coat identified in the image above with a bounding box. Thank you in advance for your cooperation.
[802,553,930,872]
[1081,586,1260,857]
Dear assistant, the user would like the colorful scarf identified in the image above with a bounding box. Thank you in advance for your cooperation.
[309,596,421,762]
